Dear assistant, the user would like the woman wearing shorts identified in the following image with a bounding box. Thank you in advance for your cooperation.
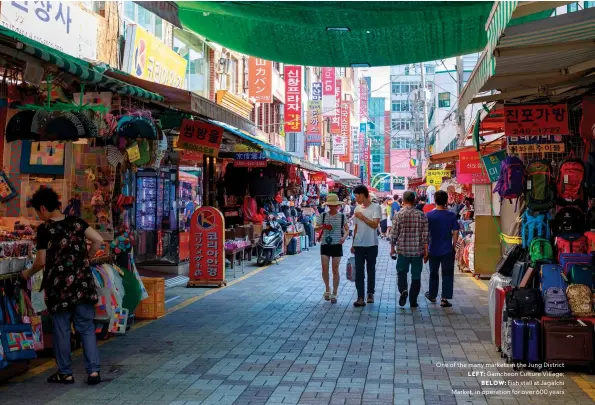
[315,193,348,304]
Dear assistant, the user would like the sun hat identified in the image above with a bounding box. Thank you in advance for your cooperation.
[117,116,157,139]
[5,110,38,142]
[42,111,84,141]
[30,108,49,136]
[73,110,99,138]
[323,193,343,206]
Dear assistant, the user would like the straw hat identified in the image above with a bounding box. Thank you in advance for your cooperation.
[323,193,343,206]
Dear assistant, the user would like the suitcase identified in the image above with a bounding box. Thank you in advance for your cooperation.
[286,238,298,255]
[501,309,513,360]
[511,319,541,365]
[543,320,594,368]
[540,264,567,296]
[568,264,595,288]
[511,261,528,287]
[496,286,513,349]
[295,237,301,254]
[559,253,591,276]
[489,273,512,347]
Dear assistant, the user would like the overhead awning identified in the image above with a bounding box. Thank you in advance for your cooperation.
[461,7,595,109]
[321,168,361,186]
[0,27,164,102]
[429,140,503,165]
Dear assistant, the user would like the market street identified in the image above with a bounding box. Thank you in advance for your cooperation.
[2,240,595,405]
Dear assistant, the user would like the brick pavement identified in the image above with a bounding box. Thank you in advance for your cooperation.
[1,240,594,405]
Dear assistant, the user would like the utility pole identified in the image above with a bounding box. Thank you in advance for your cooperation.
[419,62,429,177]
[456,56,466,147]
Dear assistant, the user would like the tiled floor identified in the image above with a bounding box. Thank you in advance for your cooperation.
[1,240,594,405]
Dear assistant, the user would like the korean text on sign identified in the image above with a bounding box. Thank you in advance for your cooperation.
[284,66,302,132]
[458,151,484,175]
[507,143,566,154]
[249,57,273,103]
[339,101,350,163]
[321,68,336,117]
[331,78,342,134]
[179,119,224,157]
[504,104,569,136]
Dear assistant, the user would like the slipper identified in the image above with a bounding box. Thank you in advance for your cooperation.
[440,299,452,308]
[425,292,437,304]
[47,372,74,384]
[323,292,331,301]
[330,294,337,304]
[367,294,374,304]
[88,372,101,385]
[353,299,366,307]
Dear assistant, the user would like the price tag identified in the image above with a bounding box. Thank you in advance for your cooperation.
[564,175,569,184]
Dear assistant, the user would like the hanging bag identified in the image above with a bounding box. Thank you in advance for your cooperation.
[526,160,555,211]
[0,289,36,361]
[493,155,525,205]
[528,237,553,266]
[18,289,43,351]
[521,210,551,248]
[557,158,586,206]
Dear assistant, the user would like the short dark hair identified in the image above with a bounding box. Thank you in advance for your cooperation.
[419,195,427,202]
[30,187,60,212]
[435,190,448,206]
[403,191,416,204]
[393,194,399,200]
[353,185,369,198]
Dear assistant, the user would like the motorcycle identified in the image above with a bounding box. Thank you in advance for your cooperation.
[256,217,284,266]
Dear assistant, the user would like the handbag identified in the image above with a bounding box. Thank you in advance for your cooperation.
[17,289,43,351]
[0,289,37,361]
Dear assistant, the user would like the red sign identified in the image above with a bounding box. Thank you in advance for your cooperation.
[504,103,569,136]
[180,150,204,163]
[179,119,223,156]
[339,101,350,163]
[248,57,273,103]
[309,172,327,184]
[331,79,342,134]
[284,65,302,133]
[459,150,483,174]
[188,207,226,287]
[456,161,490,184]
[360,79,368,120]
[322,67,335,117]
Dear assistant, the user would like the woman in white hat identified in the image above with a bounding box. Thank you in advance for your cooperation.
[314,193,348,304]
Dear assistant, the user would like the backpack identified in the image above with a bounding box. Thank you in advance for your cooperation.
[555,235,587,262]
[566,284,594,317]
[529,238,553,266]
[506,288,542,319]
[493,155,525,203]
[521,210,551,248]
[553,206,586,234]
[557,159,585,206]
[526,160,555,211]
[568,264,595,288]
[543,287,572,317]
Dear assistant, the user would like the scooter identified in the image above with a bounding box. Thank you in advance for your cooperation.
[256,218,284,266]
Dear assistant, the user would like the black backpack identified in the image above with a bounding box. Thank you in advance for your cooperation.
[554,206,586,234]
[506,288,543,319]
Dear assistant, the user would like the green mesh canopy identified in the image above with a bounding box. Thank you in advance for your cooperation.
[177,1,495,67]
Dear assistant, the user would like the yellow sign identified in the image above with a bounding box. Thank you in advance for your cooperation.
[127,143,141,163]
[233,144,259,153]
[427,169,450,186]
[507,143,565,154]
[124,25,187,88]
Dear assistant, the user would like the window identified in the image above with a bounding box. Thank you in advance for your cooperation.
[391,137,413,149]
[392,101,410,112]
[405,66,410,75]
[391,119,411,131]
[124,3,163,40]
[568,2,579,12]
[229,58,238,94]
[425,65,435,74]
[391,82,400,94]
[586,1,595,8]
[81,1,105,14]
[173,31,210,98]
[438,92,451,108]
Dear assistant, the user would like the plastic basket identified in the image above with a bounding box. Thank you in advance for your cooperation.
[134,277,165,319]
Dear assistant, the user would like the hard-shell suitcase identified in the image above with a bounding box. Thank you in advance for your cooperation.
[540,264,567,296]
[286,238,298,255]
[511,319,541,365]
[543,320,594,368]
[295,237,302,254]
[559,253,591,276]
[489,273,512,347]
[568,264,595,288]
[511,261,528,287]
[496,286,513,349]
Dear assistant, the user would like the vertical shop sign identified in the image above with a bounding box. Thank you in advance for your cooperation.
[481,150,506,182]
[459,150,483,174]
[284,65,302,133]
[312,82,322,101]
[359,123,366,164]
[339,101,350,162]
[179,119,224,156]
[248,57,273,103]
[332,135,346,155]
[306,100,322,145]
[331,79,342,134]
[353,126,360,164]
[322,68,336,117]
[188,207,226,287]
[360,79,368,120]
[504,103,569,136]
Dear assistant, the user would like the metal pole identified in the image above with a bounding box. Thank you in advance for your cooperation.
[419,62,429,177]
[456,56,466,147]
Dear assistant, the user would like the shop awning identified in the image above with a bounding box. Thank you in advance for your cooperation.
[320,168,361,186]
[460,7,595,109]
[0,27,164,103]
[429,140,503,165]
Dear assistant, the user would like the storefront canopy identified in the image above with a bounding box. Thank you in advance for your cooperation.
[429,141,503,165]
[178,1,499,67]
[320,168,361,186]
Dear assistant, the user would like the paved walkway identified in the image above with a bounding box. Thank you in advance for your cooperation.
[2,240,595,405]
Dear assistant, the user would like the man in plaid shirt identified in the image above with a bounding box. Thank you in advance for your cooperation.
[390,191,429,307]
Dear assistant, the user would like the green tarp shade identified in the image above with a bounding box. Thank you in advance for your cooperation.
[177,1,495,67]
[0,27,164,102]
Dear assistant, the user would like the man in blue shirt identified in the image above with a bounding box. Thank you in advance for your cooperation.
[425,190,459,308]
[390,194,401,219]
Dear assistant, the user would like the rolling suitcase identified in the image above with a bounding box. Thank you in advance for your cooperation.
[543,320,594,369]
[489,273,512,347]
[286,238,298,255]
[511,319,541,365]
[496,286,513,349]
[540,264,567,296]
[501,309,513,360]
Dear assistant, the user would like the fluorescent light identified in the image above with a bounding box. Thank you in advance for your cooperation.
[326,27,350,32]
[351,63,370,68]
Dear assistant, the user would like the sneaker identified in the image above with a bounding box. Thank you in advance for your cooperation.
[399,291,408,307]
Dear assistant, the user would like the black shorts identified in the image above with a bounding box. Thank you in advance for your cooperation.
[380,219,388,233]
[320,244,343,257]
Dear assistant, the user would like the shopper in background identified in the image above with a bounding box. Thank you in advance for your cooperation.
[386,197,394,237]
[425,190,459,308]
[21,187,103,385]
[391,194,401,219]
[380,199,389,239]
[415,195,427,211]
[351,185,382,307]
[390,191,429,308]
[314,194,348,304]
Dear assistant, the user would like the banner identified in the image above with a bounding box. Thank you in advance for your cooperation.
[359,123,366,164]
[188,207,226,287]
[234,152,267,167]
[248,57,272,103]
[309,172,326,184]
[331,79,342,134]
[481,150,506,182]
[179,119,223,156]
[306,101,322,146]
[456,162,490,184]
[339,101,350,162]
[459,150,483,174]
[332,135,346,155]
[322,67,335,117]
[284,66,302,132]
[360,79,368,120]
[312,82,322,101]
[427,169,451,186]
[352,126,360,165]
[504,103,569,136]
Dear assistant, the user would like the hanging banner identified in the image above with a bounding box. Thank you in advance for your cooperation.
[459,150,483,174]
[322,68,336,117]
[339,101,350,163]
[359,123,366,164]
[352,126,360,165]
[456,162,490,184]
[360,79,368,120]
[248,57,273,103]
[331,79,342,134]
[284,65,302,133]
[427,169,451,186]
[306,101,322,146]
[234,152,267,167]
[481,150,506,183]
[188,207,226,287]
[179,119,223,156]
[312,82,322,101]
[504,104,569,136]
[332,135,346,155]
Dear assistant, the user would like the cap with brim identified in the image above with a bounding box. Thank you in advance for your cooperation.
[5,110,39,143]
[43,111,84,141]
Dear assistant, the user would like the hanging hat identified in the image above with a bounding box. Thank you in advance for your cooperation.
[30,108,49,136]
[149,130,168,169]
[117,116,157,140]
[43,111,84,141]
[323,193,343,206]
[105,145,125,167]
[73,110,98,138]
[5,110,39,142]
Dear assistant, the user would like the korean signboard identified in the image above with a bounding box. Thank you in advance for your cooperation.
[312,82,322,101]
[352,126,360,164]
[284,65,302,133]
[188,207,226,287]
[123,25,187,88]
[178,119,224,157]
[339,101,350,163]
[331,79,342,134]
[332,135,346,155]
[306,100,322,145]
[248,57,272,103]
[438,92,451,108]
[322,68,336,117]
[507,143,565,154]
[481,150,506,183]
[309,172,327,184]
[360,79,368,120]
[456,162,490,184]
[234,152,267,167]
[359,123,366,164]
[504,104,569,136]
[0,1,98,60]
[459,150,483,175]
[427,169,451,186]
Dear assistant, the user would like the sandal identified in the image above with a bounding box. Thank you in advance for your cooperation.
[330,294,337,304]
[47,372,74,384]
[323,292,331,301]
[425,292,437,304]
[440,299,452,308]
[367,294,374,304]
[353,298,366,307]
[88,372,101,385]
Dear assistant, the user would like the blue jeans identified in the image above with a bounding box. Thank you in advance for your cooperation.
[396,255,423,302]
[428,251,455,300]
[51,303,100,374]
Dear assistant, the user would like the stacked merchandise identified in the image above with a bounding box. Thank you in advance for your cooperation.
[493,156,595,370]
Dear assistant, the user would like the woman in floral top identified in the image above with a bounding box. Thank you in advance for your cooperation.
[22,187,104,385]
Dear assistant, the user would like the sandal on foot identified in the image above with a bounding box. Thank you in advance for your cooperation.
[353,299,366,307]
[47,372,74,384]
[425,292,437,304]
[330,294,337,304]
[323,292,331,301]
[88,372,101,385]
[440,299,452,308]
[367,294,374,304]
